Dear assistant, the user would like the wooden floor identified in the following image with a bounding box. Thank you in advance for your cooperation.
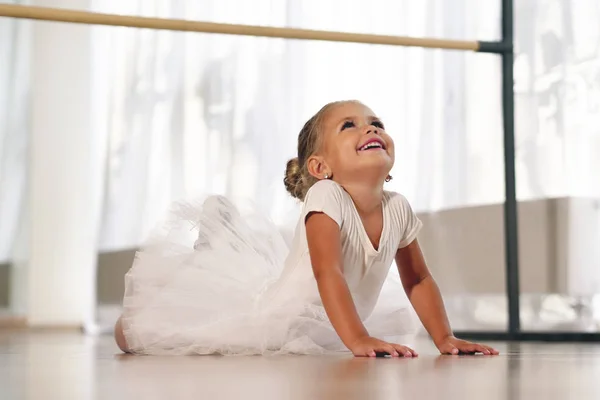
[1,331,600,399]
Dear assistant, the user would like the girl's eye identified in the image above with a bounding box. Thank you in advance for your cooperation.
[341,121,355,131]
[372,120,385,129]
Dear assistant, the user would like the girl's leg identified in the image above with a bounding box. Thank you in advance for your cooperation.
[114,316,131,353]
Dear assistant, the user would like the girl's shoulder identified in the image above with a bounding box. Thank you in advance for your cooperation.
[301,180,347,227]
[306,179,344,198]
[384,190,422,247]
[306,179,344,196]
[304,180,347,208]
[384,189,410,205]
[384,190,418,217]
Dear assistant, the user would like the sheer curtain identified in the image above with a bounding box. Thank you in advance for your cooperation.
[91,0,503,252]
[0,0,29,264]
[515,0,600,200]
[514,0,600,328]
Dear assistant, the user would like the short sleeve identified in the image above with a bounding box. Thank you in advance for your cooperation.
[391,193,423,248]
[302,180,344,227]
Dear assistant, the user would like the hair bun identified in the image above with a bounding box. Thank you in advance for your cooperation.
[284,158,304,200]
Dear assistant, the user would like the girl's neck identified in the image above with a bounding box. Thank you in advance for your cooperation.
[340,181,384,215]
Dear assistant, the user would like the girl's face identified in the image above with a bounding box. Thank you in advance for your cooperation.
[318,101,395,184]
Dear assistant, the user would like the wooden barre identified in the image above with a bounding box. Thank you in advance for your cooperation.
[0,4,480,51]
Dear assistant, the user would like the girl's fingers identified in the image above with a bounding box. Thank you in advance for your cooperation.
[437,340,498,356]
[404,346,418,357]
[384,344,400,357]
[358,341,422,359]
[467,345,482,354]
[360,349,376,357]
[373,342,400,357]
[393,344,418,357]
[353,348,376,357]
[459,342,495,355]
[459,344,477,354]
[440,343,459,355]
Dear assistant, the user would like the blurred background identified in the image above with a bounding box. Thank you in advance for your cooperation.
[1,0,599,335]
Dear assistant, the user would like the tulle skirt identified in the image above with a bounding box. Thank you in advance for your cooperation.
[121,195,416,356]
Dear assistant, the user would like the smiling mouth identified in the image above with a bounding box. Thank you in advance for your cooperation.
[358,140,386,151]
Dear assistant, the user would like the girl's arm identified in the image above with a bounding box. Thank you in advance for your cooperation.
[306,212,415,357]
[395,239,499,355]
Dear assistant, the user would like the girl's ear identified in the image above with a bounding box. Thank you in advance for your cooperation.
[307,155,331,180]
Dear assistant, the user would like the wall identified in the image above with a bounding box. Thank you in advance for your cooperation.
[1,196,599,309]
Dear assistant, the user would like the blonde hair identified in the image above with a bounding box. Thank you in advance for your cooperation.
[284,101,352,200]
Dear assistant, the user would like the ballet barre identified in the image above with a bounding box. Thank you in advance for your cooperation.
[0,4,502,52]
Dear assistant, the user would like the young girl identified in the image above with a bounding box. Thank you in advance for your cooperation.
[114,100,499,357]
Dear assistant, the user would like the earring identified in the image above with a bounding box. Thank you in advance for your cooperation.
[324,174,329,180]
[385,175,393,182]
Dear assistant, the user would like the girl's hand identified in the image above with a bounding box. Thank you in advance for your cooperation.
[436,336,499,355]
[350,336,418,358]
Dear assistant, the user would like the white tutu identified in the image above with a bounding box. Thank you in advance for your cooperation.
[121,194,417,356]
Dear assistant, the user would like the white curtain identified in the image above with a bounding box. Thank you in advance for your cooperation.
[2,0,599,258]
[0,0,29,264]
[514,0,600,200]
[91,0,504,251]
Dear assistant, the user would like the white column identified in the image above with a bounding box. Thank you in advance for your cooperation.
[25,0,103,326]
